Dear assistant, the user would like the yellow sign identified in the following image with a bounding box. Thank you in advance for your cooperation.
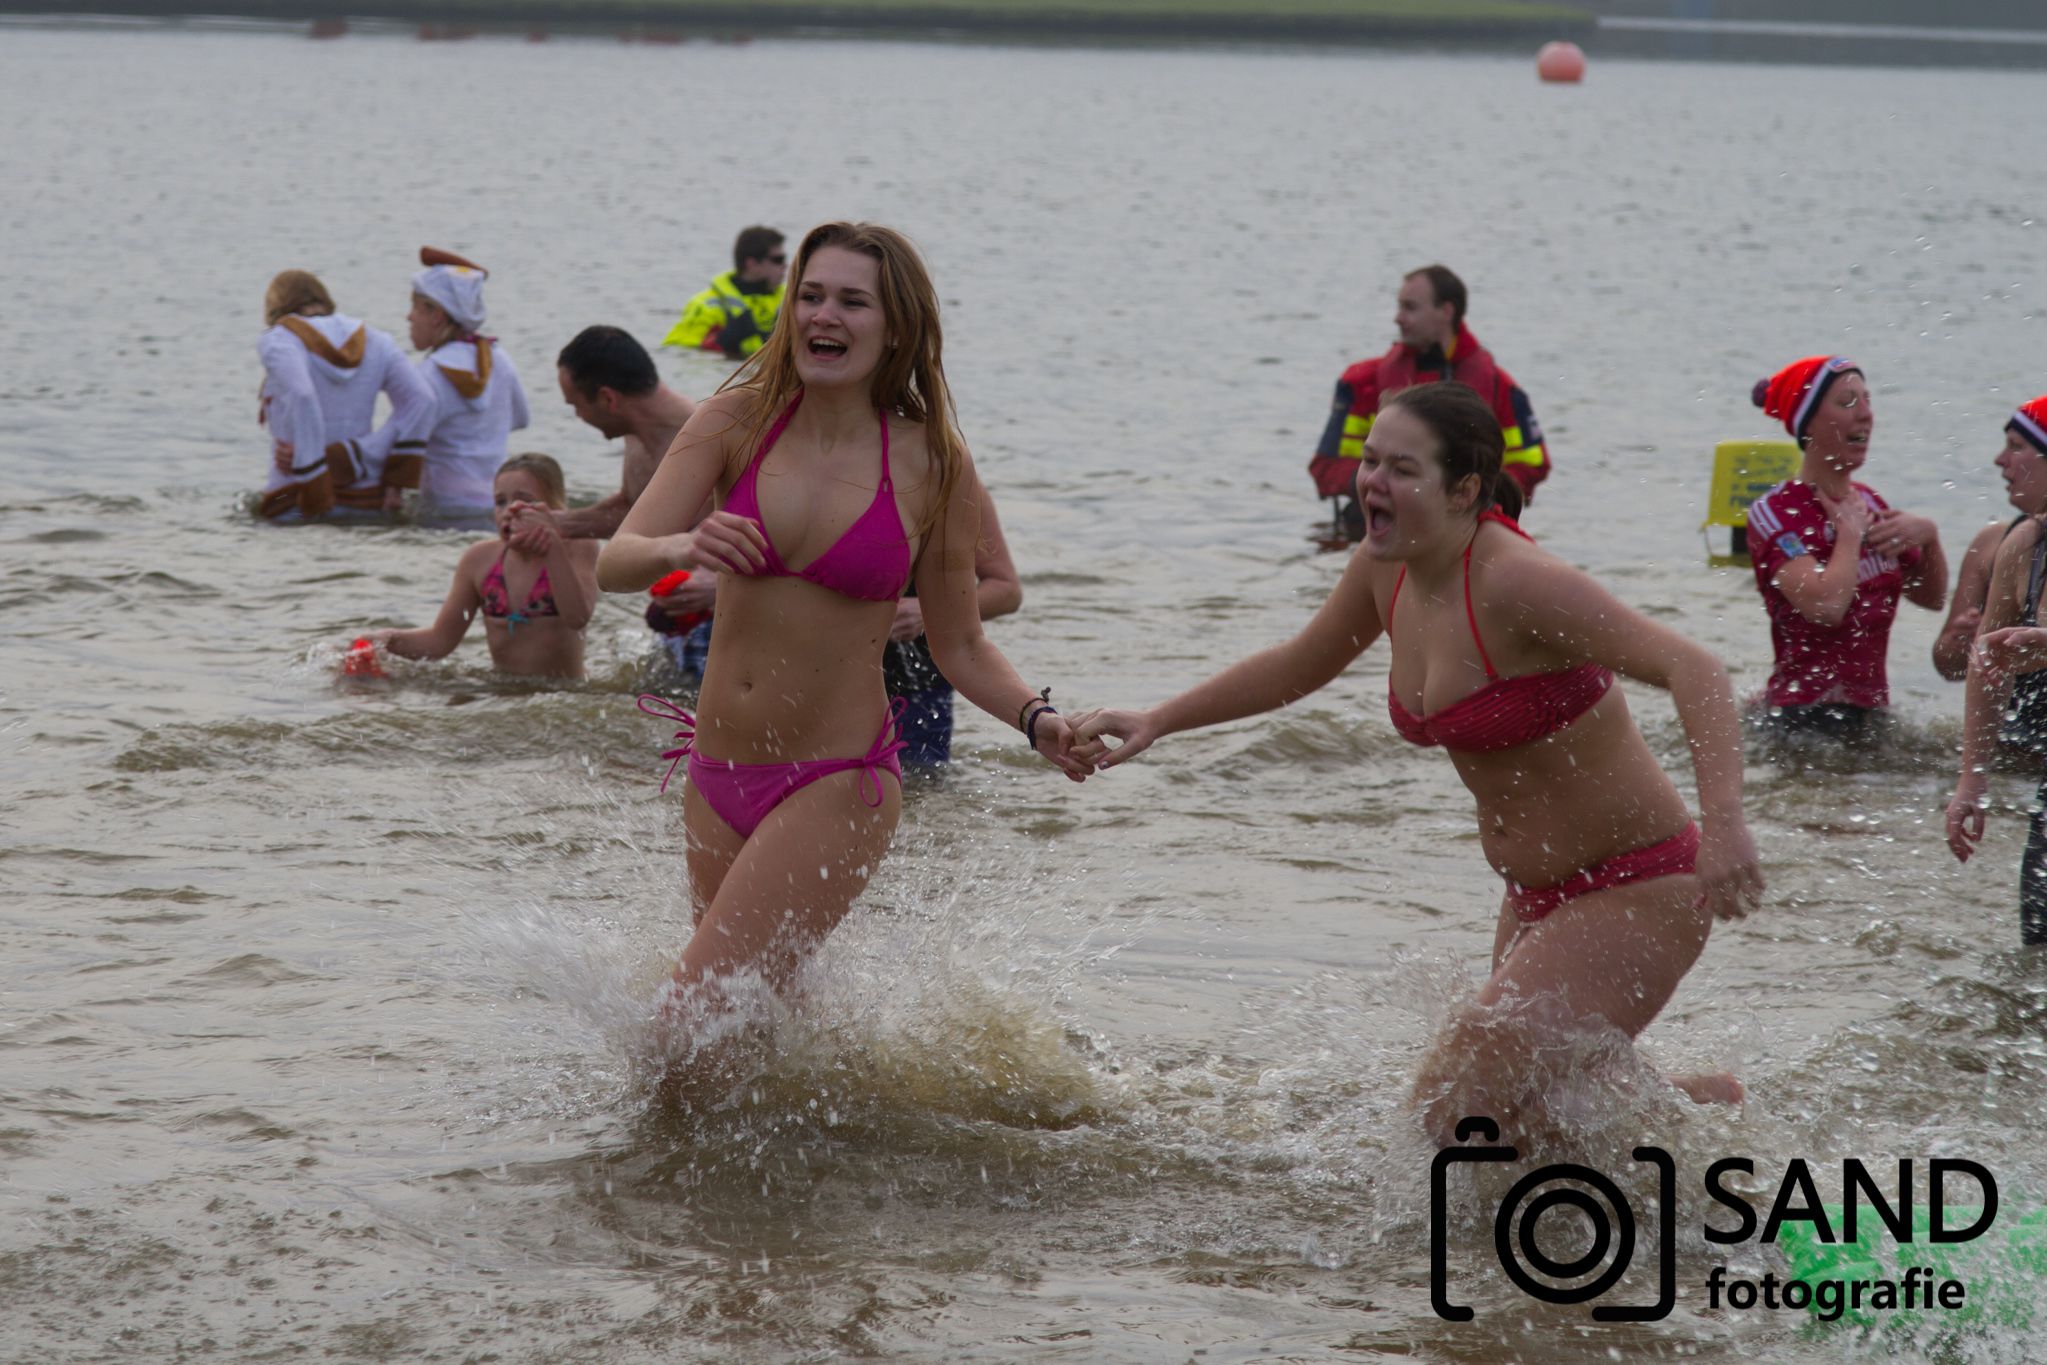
[1704,439,1800,566]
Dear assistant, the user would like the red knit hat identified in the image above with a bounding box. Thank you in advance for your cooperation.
[2009,396,2047,457]
[1752,355,1860,441]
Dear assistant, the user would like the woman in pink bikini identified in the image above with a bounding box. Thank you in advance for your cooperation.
[1074,383,1764,1147]
[599,222,1087,1025]
[370,453,597,679]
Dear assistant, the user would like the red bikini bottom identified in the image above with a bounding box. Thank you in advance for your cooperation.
[1504,823,1701,925]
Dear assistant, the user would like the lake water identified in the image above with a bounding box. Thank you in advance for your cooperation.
[4,22,2046,1363]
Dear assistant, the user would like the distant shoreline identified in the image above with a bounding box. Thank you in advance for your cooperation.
[0,1,1595,45]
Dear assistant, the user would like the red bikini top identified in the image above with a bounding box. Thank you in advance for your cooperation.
[1385,510,1613,752]
[722,393,911,603]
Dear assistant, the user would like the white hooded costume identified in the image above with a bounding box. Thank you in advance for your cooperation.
[410,256,530,518]
[257,312,433,519]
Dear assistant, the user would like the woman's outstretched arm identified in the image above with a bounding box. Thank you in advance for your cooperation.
[917,459,1089,780]
[1072,541,1386,768]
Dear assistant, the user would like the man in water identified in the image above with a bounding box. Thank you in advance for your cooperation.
[660,226,787,360]
[548,326,711,635]
[1308,264,1550,540]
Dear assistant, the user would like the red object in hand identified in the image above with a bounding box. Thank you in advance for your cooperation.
[342,637,387,678]
[649,570,710,632]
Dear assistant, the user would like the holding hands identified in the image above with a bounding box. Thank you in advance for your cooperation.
[1069,707,1162,770]
[1021,696,1094,783]
[505,500,563,556]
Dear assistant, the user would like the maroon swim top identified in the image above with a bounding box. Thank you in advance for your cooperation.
[1386,510,1614,752]
[722,393,911,603]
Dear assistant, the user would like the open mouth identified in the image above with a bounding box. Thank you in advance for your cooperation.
[807,337,847,358]
[1365,502,1395,537]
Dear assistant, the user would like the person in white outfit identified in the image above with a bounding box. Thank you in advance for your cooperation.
[257,270,432,520]
[408,247,530,522]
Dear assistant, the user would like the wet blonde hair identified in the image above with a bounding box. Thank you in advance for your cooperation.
[719,221,964,542]
[264,270,335,327]
[497,453,566,509]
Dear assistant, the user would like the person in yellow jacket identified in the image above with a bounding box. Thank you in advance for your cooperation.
[660,225,786,359]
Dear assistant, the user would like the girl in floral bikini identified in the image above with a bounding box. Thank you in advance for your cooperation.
[1075,383,1764,1149]
[370,454,598,680]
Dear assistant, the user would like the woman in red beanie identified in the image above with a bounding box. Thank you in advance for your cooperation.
[1743,356,1947,739]
[1947,397,2047,945]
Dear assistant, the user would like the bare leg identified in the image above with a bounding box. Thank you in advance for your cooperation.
[672,767,901,996]
[655,769,901,1108]
[1414,874,1734,1149]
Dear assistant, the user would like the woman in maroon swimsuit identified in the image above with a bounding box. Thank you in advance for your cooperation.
[1075,383,1764,1147]
[599,223,1086,1050]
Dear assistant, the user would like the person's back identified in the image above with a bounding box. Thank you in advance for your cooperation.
[258,287,428,518]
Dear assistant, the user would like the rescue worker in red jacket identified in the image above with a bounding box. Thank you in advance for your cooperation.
[1310,264,1550,540]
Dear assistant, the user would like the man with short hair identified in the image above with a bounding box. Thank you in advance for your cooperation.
[1309,264,1550,540]
[548,325,714,662]
[552,325,698,541]
[660,225,787,359]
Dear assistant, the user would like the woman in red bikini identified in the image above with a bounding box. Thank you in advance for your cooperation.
[1074,383,1763,1147]
[599,222,1087,1029]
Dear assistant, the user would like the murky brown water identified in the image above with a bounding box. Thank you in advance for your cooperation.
[4,21,2047,1363]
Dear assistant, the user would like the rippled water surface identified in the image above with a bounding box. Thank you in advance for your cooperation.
[5,23,2047,1363]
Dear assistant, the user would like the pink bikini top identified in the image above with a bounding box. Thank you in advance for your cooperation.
[1385,510,1613,752]
[721,394,911,603]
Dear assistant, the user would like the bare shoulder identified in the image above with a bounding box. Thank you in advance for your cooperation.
[883,412,941,482]
[1471,523,1610,620]
[1992,516,2044,577]
[457,537,501,580]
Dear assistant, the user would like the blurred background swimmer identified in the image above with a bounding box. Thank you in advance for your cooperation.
[1933,397,2047,693]
[365,454,597,680]
[1744,356,1947,742]
[407,247,530,523]
[1076,382,1762,1151]
[256,269,432,521]
[1946,398,2047,946]
[662,225,787,361]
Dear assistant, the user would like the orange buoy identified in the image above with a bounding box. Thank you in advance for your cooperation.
[309,18,347,39]
[1536,40,1586,84]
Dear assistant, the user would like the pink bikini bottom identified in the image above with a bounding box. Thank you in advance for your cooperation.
[638,695,907,839]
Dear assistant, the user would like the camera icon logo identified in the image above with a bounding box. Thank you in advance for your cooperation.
[1430,1117,1675,1322]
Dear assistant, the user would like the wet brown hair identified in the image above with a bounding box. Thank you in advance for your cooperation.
[497,453,567,509]
[1379,382,1522,520]
[719,221,964,542]
[264,270,334,327]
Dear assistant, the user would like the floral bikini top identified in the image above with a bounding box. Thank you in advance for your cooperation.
[479,547,556,632]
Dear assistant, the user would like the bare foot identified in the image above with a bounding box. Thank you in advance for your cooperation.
[1671,1071,1745,1105]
